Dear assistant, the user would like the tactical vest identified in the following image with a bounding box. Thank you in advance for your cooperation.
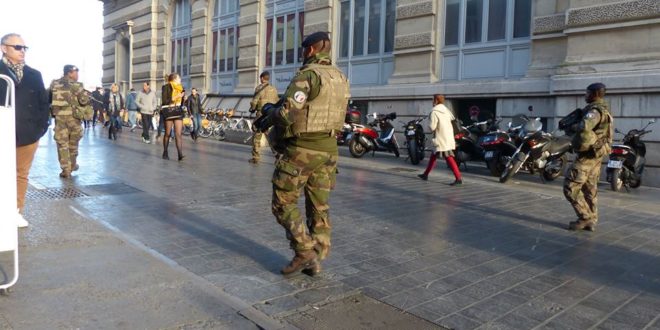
[291,64,350,135]
[255,84,279,112]
[575,102,613,157]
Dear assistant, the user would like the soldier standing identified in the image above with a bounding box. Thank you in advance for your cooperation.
[49,65,92,178]
[255,32,350,276]
[563,83,613,231]
[248,71,279,164]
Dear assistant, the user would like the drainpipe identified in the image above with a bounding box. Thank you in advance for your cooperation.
[126,20,134,89]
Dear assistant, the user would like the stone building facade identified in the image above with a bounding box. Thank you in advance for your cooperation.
[101,0,660,186]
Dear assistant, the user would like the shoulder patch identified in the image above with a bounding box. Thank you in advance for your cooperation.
[293,91,307,104]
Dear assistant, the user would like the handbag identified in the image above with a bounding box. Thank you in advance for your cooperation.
[161,105,184,120]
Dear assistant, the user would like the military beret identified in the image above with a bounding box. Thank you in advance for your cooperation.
[63,64,79,75]
[587,82,606,92]
[301,31,330,47]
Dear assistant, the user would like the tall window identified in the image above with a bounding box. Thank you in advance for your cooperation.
[171,0,192,77]
[265,9,304,67]
[339,0,395,58]
[442,0,532,80]
[212,0,240,73]
[444,0,531,47]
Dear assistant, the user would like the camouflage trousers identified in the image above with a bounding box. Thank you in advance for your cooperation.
[54,115,83,173]
[563,156,602,222]
[271,146,338,260]
[251,131,265,160]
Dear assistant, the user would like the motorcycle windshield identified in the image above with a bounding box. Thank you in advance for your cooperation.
[523,119,543,134]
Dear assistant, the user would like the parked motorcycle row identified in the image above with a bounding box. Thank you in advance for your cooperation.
[340,110,656,193]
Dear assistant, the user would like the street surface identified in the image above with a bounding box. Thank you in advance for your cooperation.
[1,126,660,329]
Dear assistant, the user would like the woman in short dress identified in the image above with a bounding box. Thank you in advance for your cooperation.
[161,73,186,160]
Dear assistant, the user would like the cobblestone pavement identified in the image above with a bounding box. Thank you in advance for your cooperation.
[23,127,660,329]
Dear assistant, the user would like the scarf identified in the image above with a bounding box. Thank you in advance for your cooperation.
[170,81,184,105]
[2,57,24,82]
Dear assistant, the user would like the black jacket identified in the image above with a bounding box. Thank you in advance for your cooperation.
[0,61,50,147]
[161,83,173,106]
[185,94,202,114]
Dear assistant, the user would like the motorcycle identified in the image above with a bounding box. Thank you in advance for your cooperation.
[500,118,572,183]
[336,122,355,145]
[349,112,400,158]
[403,117,426,165]
[606,119,656,192]
[479,118,525,177]
[454,120,495,168]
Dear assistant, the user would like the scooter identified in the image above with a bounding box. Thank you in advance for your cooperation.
[349,112,400,158]
[479,118,524,177]
[606,119,656,192]
[403,117,426,165]
[500,118,572,183]
[454,120,494,168]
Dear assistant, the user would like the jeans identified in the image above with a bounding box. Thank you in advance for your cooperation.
[128,110,138,127]
[141,113,153,140]
[192,112,202,134]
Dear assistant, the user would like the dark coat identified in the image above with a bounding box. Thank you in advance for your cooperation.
[161,83,173,106]
[185,94,202,114]
[0,61,50,147]
[103,92,124,117]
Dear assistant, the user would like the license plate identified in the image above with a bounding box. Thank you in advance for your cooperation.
[407,130,416,136]
[607,160,623,168]
[485,151,494,159]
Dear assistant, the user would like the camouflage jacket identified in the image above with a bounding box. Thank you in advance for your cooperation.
[572,99,613,157]
[49,77,92,120]
[250,83,279,114]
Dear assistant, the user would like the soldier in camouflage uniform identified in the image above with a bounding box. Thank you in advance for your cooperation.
[49,65,93,178]
[248,71,279,164]
[563,83,613,231]
[256,32,350,277]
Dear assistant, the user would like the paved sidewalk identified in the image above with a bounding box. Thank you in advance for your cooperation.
[3,126,660,329]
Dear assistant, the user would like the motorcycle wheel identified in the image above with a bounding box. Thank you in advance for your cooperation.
[349,138,367,158]
[408,140,420,165]
[487,159,504,177]
[542,154,567,182]
[610,168,623,192]
[630,178,642,188]
[500,159,523,183]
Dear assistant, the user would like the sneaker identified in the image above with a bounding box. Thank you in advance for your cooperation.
[146,139,151,144]
[16,213,29,228]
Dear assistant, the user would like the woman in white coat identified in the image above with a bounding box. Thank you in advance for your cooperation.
[418,94,463,185]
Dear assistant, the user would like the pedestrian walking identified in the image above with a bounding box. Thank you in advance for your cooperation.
[418,94,463,185]
[126,88,139,131]
[136,82,157,144]
[104,83,124,140]
[564,83,613,231]
[90,86,104,127]
[254,32,350,277]
[161,73,186,161]
[248,71,278,164]
[185,87,202,142]
[0,33,50,227]
[49,64,93,178]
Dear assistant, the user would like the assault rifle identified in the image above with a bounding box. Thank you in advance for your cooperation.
[558,108,583,135]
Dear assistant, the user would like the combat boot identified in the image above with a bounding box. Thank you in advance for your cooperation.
[281,250,317,276]
[72,164,79,172]
[568,220,596,232]
[302,260,322,277]
[59,171,71,178]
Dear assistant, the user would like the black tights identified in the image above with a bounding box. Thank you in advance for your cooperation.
[163,119,183,158]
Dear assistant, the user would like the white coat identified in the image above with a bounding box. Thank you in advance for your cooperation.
[428,103,456,153]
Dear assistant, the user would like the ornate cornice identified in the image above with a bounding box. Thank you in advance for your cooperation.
[304,0,332,12]
[396,1,434,20]
[533,14,566,35]
[566,0,660,28]
[394,32,433,50]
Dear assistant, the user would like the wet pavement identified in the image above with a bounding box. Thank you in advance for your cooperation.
[4,125,660,329]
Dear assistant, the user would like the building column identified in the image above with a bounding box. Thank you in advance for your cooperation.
[303,0,334,37]
[235,0,264,94]
[388,0,438,84]
[189,0,209,91]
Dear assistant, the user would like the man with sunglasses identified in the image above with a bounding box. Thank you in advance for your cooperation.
[0,33,50,228]
[49,64,92,178]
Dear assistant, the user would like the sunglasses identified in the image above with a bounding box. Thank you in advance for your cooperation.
[3,44,28,51]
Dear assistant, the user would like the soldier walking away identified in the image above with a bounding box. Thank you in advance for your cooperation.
[49,65,93,178]
[563,83,613,232]
[254,32,350,277]
[248,71,279,164]
[0,33,50,228]
[418,94,463,185]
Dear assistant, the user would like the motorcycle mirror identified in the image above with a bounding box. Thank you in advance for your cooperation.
[507,122,512,129]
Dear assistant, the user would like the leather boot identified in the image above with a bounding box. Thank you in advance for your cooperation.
[281,250,317,276]
[162,151,169,160]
